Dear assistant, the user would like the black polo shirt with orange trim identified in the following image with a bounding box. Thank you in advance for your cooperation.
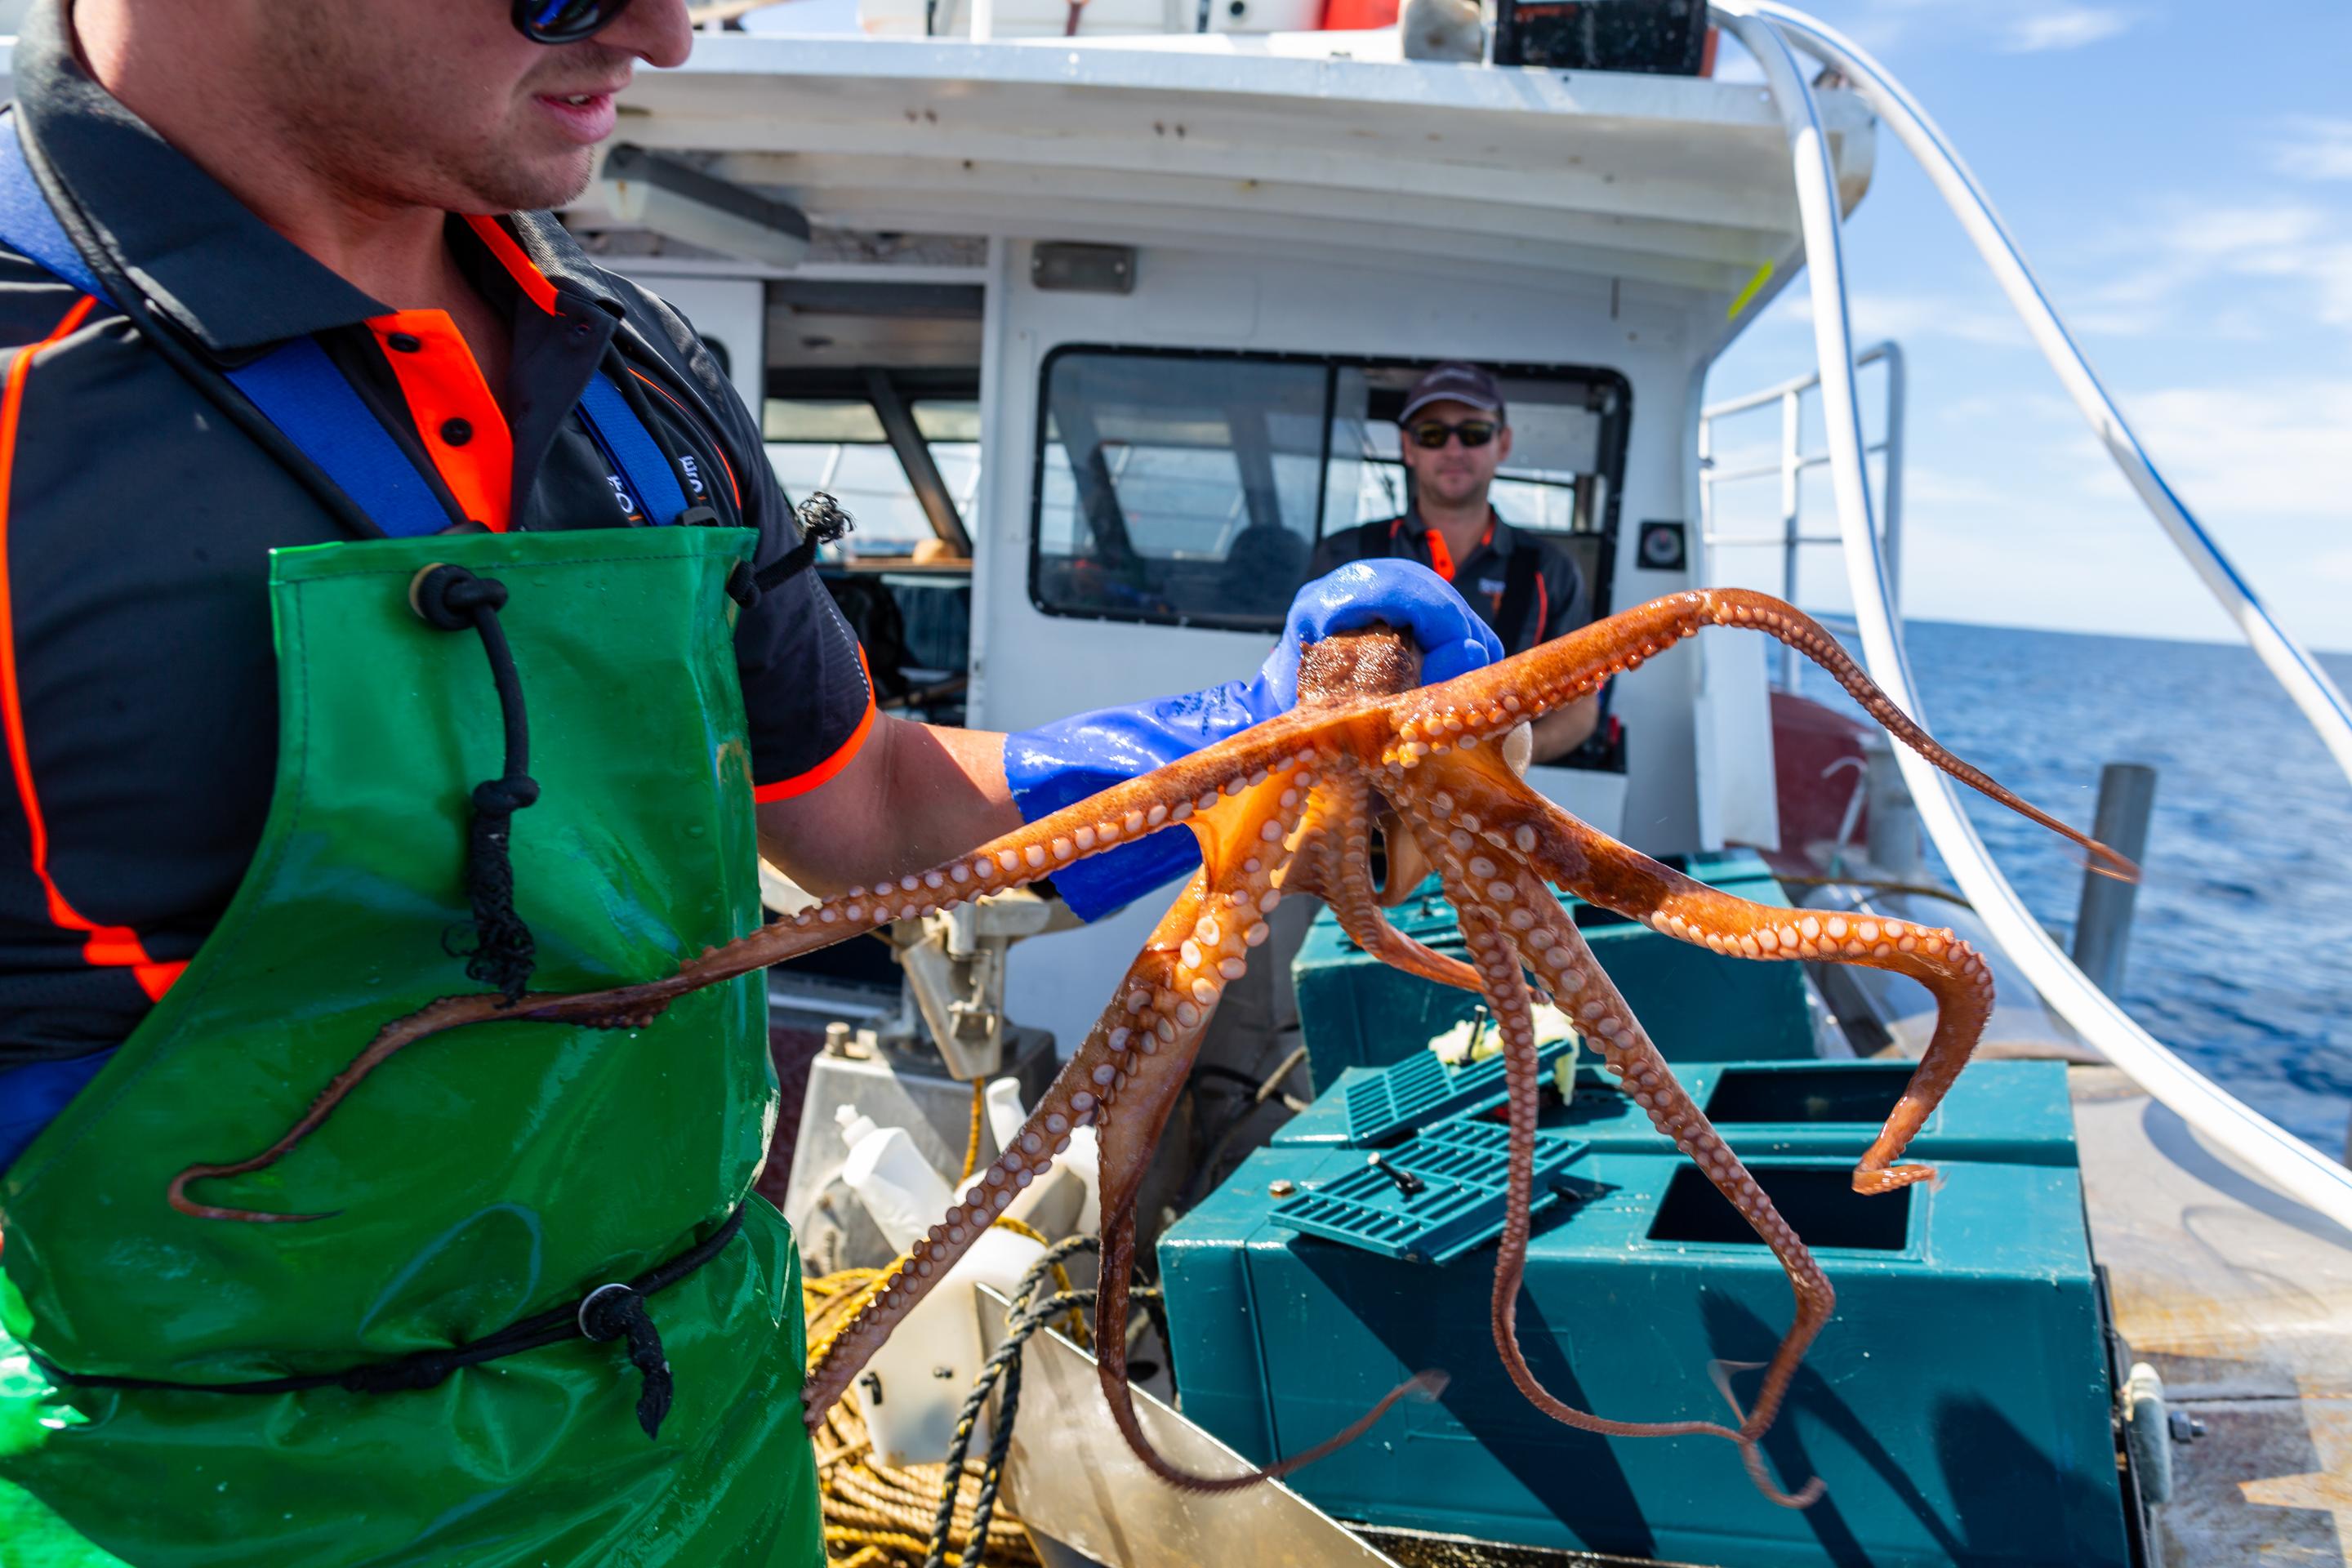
[0,3,872,1069]
[1307,510,1591,657]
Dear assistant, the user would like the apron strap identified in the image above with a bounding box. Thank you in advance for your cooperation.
[0,114,691,538]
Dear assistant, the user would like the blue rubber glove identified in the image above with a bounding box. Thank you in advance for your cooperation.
[1004,560,1503,920]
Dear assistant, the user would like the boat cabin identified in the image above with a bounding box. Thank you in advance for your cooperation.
[580,33,1878,1048]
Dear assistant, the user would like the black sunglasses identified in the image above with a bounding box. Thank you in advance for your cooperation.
[513,0,635,43]
[1407,418,1500,450]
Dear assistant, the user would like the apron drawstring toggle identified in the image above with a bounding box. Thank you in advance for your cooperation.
[410,564,541,1003]
[581,1282,675,1440]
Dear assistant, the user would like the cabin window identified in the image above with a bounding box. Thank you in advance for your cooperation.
[1031,348,1628,631]
[764,396,982,558]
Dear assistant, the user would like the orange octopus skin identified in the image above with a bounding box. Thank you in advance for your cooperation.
[170,589,2130,1508]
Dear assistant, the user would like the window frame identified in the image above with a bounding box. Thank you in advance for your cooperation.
[1026,343,1633,633]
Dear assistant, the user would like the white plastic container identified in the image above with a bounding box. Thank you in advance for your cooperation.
[835,1103,952,1252]
[836,1102,1048,1467]
[981,1079,1100,1240]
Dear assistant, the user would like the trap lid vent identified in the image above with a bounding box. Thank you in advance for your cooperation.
[1269,1118,1588,1265]
[1343,1035,1579,1144]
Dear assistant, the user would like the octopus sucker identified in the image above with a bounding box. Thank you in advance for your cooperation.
[166,591,2127,1505]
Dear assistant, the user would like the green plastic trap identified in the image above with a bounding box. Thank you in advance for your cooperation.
[1269,1118,1588,1265]
[1341,1035,1578,1145]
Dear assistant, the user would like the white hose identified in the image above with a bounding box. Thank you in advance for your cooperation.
[1712,3,2352,1231]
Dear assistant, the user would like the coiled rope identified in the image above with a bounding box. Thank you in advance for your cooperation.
[804,1245,1045,1568]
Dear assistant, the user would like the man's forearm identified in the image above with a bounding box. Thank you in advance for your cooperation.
[1529,694,1600,764]
[756,716,1021,898]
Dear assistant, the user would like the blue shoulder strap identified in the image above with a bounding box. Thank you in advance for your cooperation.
[0,116,107,302]
[0,1051,112,1175]
[577,369,692,528]
[223,341,456,537]
[0,115,693,537]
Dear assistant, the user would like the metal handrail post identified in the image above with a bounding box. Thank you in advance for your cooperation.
[2072,763,2158,995]
[1778,390,1802,689]
[1699,341,1904,630]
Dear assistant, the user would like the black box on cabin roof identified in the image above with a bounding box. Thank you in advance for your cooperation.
[1491,0,1711,73]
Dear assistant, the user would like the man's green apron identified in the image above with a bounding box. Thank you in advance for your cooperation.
[0,527,823,1566]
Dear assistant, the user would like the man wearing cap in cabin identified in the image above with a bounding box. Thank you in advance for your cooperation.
[1310,362,1601,763]
[0,2,1503,1564]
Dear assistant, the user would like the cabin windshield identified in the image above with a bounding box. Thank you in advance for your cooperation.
[1031,348,1628,631]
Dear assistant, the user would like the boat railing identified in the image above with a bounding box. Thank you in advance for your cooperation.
[1713,1,2352,1229]
[1697,339,1905,690]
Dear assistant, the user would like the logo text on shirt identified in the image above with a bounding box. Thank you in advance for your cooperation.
[606,473,642,520]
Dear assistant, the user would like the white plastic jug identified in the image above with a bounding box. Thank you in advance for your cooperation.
[980,1078,1102,1240]
[836,1102,1047,1467]
[835,1102,953,1252]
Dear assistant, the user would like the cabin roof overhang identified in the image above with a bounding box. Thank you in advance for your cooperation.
[595,35,1875,299]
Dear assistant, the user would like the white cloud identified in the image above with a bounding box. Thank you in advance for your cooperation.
[2313,546,2352,588]
[1786,289,2025,347]
[1938,390,2077,425]
[2123,381,2352,521]
[2002,7,2134,52]
[2267,118,2352,183]
[2065,199,2352,335]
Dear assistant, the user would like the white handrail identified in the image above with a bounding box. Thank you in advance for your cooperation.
[1698,340,1905,686]
[1710,2,2352,1231]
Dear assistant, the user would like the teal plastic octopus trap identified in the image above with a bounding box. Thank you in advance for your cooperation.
[1160,1056,2137,1568]
[1294,849,1815,1094]
[1270,1118,1588,1265]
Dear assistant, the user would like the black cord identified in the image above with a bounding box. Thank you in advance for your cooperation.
[412,564,541,1002]
[923,1236,1120,1568]
[38,1206,744,1445]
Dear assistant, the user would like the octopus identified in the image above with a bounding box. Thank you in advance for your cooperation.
[172,588,2128,1507]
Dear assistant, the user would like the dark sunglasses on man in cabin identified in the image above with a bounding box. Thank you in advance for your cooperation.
[513,0,634,43]
[1407,418,1501,450]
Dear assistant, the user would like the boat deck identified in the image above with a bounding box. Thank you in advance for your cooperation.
[2074,1065,2352,1565]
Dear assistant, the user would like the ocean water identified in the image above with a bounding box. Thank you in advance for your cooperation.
[1793,617,2352,1158]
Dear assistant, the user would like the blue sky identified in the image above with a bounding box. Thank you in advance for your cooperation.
[1703,0,2352,652]
[746,0,2349,650]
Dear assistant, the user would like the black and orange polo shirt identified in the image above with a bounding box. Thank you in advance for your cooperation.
[1308,510,1591,657]
[0,5,872,1070]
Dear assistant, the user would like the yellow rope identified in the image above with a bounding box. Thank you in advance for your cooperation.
[960,1079,987,1183]
[804,1233,1047,1567]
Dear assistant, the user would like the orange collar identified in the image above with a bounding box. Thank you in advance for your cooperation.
[1393,512,1494,582]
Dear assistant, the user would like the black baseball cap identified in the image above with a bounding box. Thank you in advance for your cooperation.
[1399,363,1507,425]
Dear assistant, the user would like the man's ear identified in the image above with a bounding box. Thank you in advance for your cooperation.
[1496,424,1515,465]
